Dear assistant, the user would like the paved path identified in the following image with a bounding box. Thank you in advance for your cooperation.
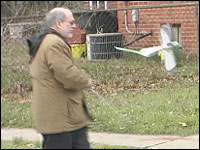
[1,128,199,149]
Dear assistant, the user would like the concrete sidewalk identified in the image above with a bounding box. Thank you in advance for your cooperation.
[1,128,199,149]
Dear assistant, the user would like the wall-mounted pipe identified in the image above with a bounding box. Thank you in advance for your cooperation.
[97,1,99,9]
[124,10,138,35]
[123,2,152,47]
[124,3,148,36]
[105,1,107,9]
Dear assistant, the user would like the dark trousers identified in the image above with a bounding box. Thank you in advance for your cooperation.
[42,127,90,149]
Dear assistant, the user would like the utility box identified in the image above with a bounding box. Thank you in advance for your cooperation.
[86,33,123,61]
[132,9,139,22]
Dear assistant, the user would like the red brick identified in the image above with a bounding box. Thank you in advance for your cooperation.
[114,1,199,54]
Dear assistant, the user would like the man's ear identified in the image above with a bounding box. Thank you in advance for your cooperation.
[55,20,62,29]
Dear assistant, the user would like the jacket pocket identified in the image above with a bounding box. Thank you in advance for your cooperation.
[67,97,87,124]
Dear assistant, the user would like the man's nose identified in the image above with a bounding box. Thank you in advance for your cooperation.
[72,23,76,28]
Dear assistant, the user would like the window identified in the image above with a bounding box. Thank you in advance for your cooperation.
[172,24,181,43]
[89,1,107,10]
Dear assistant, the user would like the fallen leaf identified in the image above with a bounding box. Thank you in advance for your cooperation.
[178,122,187,127]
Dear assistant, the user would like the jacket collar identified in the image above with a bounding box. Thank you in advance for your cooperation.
[26,28,71,60]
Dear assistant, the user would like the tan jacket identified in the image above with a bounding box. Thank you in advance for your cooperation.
[29,34,91,134]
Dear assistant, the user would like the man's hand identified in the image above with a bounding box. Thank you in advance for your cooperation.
[84,78,94,90]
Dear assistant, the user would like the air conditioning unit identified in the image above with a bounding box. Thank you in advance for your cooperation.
[86,33,123,61]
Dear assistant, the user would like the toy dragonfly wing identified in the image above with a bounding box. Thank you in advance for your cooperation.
[115,46,162,57]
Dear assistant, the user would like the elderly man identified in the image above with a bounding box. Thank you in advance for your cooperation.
[27,8,93,149]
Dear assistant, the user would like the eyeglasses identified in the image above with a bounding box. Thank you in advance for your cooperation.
[67,20,76,26]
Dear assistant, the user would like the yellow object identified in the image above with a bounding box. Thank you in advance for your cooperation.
[158,50,165,60]
[71,44,86,58]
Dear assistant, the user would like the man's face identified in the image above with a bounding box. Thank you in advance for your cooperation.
[59,12,76,39]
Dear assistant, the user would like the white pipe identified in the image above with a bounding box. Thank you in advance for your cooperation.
[97,1,99,9]
[105,1,107,9]
[89,1,93,10]
[124,10,136,34]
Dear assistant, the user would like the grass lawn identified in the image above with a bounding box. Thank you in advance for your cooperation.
[1,50,199,149]
[1,138,140,149]
[1,55,199,136]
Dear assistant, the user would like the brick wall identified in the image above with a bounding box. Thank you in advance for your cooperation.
[116,1,199,55]
[83,1,198,55]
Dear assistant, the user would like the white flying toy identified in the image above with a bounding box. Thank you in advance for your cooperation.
[115,23,182,71]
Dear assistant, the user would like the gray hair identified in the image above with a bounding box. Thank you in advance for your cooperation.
[45,8,69,27]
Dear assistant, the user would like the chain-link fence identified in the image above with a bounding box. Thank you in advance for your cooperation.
[1,1,199,98]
